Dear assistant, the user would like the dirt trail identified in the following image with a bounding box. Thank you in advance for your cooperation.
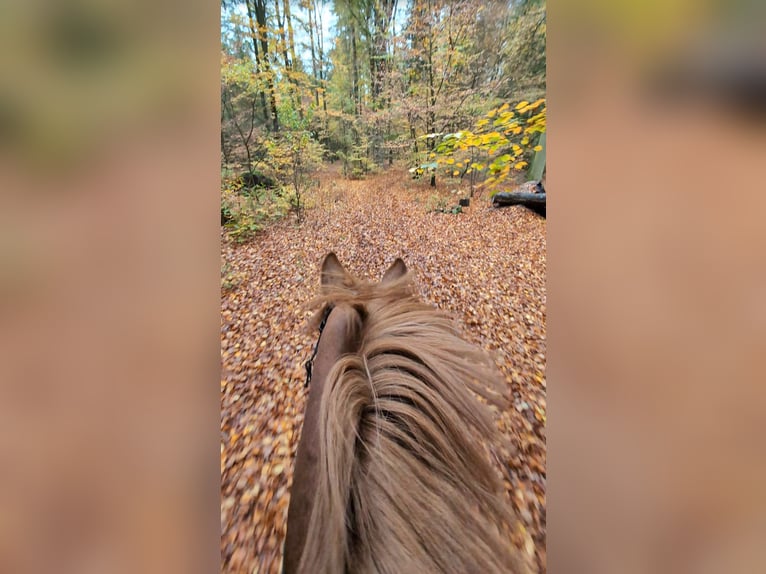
[221,167,547,573]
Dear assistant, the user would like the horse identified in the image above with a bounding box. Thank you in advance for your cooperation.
[283,253,533,574]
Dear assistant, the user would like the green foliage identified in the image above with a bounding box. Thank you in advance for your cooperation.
[260,130,324,219]
[221,171,292,243]
[433,99,546,195]
[227,218,263,242]
[339,153,377,179]
[221,197,234,225]
[337,135,378,180]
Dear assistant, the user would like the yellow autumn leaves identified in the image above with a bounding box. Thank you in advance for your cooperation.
[432,98,546,191]
[515,98,545,114]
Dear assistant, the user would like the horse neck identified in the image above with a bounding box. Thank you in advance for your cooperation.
[283,306,360,574]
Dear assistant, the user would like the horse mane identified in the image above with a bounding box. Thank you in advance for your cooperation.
[299,271,532,574]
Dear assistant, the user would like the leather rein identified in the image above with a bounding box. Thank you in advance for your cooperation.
[303,304,334,388]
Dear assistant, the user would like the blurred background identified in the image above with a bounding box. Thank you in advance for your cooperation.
[548,0,766,573]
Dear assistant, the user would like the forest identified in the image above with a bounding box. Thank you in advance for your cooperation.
[221,0,546,235]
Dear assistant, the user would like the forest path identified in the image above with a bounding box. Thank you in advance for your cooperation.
[221,166,547,573]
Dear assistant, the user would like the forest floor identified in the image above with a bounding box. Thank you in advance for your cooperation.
[221,165,547,573]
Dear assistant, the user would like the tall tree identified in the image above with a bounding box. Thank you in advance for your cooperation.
[306,0,321,107]
[370,0,397,108]
[314,0,328,112]
[284,0,299,71]
[275,0,304,118]
[244,0,270,123]
[252,0,280,132]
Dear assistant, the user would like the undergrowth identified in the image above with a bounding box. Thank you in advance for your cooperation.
[221,172,291,242]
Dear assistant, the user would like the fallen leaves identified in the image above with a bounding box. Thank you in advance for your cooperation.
[221,165,547,573]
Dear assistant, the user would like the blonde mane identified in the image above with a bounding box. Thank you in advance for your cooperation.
[298,269,531,573]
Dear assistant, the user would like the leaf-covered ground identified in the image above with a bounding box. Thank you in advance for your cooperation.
[221,167,547,573]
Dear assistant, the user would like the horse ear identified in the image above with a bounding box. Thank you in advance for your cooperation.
[381,257,407,283]
[321,252,349,286]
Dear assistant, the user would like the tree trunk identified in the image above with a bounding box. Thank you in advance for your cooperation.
[491,192,546,216]
[307,0,320,108]
[274,0,288,68]
[370,0,395,109]
[351,22,360,115]
[253,0,279,132]
[245,0,269,124]
[527,131,546,181]
[426,1,435,150]
[221,125,230,165]
[220,93,231,165]
[275,0,303,119]
[410,114,419,153]
[369,53,378,109]
[284,0,305,118]
[315,0,327,113]
[284,0,299,72]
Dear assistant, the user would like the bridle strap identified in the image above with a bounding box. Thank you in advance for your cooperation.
[304,305,334,388]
